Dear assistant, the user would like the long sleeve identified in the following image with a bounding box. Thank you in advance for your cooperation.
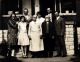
[28,23,31,37]
[8,20,17,29]
[61,18,65,35]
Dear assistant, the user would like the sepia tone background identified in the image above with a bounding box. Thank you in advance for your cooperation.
[0,0,80,61]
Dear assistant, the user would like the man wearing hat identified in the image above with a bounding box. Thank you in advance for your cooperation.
[42,15,55,57]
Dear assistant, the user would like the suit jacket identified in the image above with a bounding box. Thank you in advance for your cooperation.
[54,16,65,36]
[42,21,55,38]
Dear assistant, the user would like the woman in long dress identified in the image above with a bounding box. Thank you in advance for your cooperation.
[7,13,18,57]
[18,16,29,57]
[28,15,44,57]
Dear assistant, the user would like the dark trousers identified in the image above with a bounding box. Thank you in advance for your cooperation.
[55,36,67,56]
[43,35,54,57]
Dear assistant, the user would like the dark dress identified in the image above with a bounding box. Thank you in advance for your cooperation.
[7,19,17,46]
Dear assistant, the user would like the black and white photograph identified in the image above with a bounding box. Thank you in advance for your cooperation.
[0,0,80,62]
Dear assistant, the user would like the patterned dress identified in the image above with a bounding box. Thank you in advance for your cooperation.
[7,19,18,46]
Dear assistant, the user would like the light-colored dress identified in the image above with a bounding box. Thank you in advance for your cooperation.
[18,22,29,46]
[36,17,45,25]
[28,21,44,52]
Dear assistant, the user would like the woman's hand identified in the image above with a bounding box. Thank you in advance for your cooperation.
[40,35,43,39]
[28,35,31,40]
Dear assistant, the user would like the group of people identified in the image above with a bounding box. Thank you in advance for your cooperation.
[7,8,67,58]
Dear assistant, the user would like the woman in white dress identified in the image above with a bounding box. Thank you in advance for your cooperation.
[28,15,44,57]
[18,16,29,57]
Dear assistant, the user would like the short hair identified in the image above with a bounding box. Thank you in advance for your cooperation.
[36,11,41,15]
[9,12,16,19]
[20,16,26,22]
[55,11,60,13]
[55,11,59,15]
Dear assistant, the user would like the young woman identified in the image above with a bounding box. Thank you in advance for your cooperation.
[18,16,29,57]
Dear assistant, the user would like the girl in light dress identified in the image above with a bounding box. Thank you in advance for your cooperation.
[18,16,29,57]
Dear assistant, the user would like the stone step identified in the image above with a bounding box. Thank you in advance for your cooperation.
[16,49,23,57]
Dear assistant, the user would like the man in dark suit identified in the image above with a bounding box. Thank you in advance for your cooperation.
[54,11,67,57]
[42,15,55,57]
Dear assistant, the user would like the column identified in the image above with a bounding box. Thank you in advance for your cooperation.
[65,25,74,55]
[34,0,40,14]
[59,0,61,13]
[54,0,56,12]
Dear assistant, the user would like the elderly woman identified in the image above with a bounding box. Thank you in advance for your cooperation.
[28,15,44,58]
[7,12,18,57]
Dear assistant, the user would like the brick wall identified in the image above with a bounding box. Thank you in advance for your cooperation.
[0,30,7,44]
[77,27,80,49]
[0,30,2,44]
[3,30,8,41]
[65,25,74,55]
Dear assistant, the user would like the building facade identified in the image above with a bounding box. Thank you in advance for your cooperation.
[0,0,80,56]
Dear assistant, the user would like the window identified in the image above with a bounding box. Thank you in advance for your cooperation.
[61,0,76,13]
[55,0,76,13]
[1,0,22,14]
